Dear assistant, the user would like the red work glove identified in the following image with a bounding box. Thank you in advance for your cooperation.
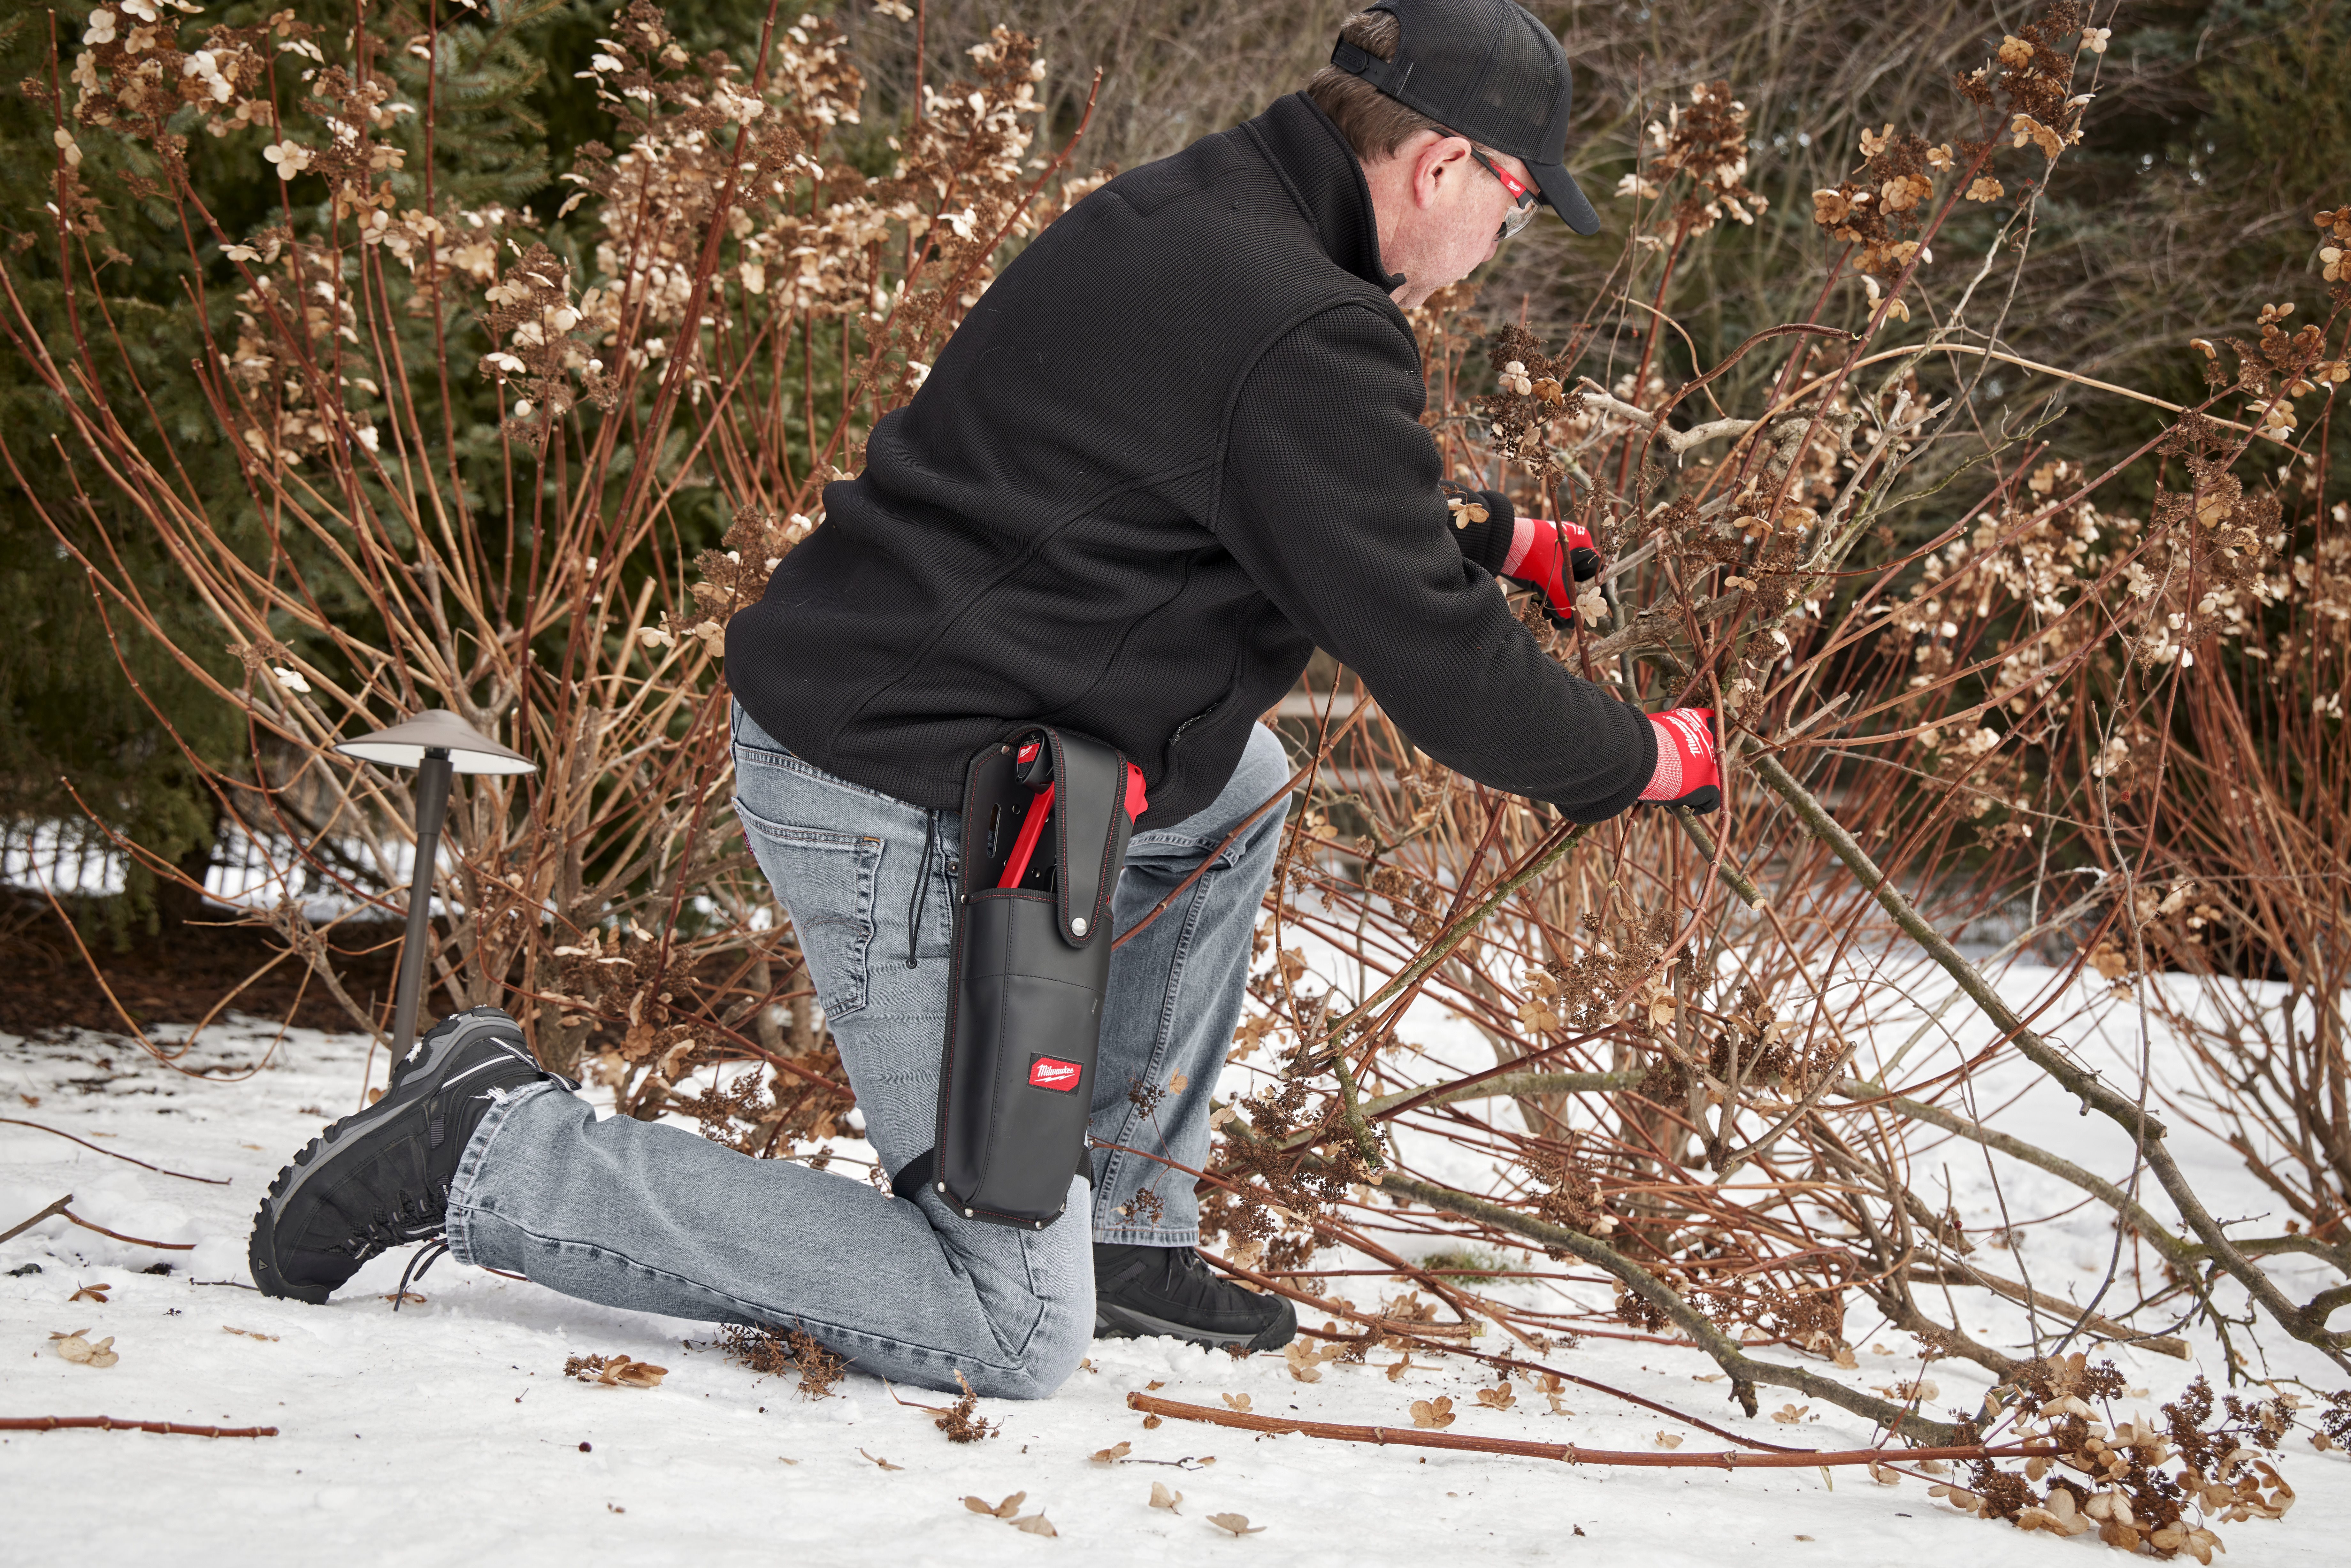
[1639,708,1721,814]
[1500,516,1603,628]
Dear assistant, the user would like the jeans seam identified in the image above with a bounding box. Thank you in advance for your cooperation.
[1096,863,1214,1216]
[732,740,907,807]
[734,800,883,1020]
[444,1079,562,1267]
[456,1204,1040,1374]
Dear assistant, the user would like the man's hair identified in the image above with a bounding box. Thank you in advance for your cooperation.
[1305,9,1451,163]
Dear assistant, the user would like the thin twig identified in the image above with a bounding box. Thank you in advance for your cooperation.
[0,1121,230,1185]
[62,1207,196,1251]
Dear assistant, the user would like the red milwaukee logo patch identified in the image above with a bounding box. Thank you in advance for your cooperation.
[1028,1056,1082,1092]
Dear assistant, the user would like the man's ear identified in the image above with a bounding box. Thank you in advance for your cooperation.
[1413,134,1474,209]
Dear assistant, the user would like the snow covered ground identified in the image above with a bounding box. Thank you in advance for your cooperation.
[3,970,2346,1566]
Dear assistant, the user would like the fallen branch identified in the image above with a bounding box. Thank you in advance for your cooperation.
[0,1415,277,1437]
[1,1194,72,1246]
[0,1120,230,1184]
[1125,1393,2041,1469]
[63,1207,196,1251]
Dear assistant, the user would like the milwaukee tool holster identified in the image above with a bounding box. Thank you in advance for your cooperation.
[890,726,1146,1229]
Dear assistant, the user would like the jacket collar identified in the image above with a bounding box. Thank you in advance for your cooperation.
[1241,93,1406,294]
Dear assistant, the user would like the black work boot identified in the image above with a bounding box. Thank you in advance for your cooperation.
[249,1007,554,1304]
[1093,1243,1297,1350]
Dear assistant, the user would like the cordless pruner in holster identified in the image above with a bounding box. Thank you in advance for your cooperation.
[889,726,1147,1229]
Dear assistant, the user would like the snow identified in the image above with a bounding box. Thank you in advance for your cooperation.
[4,974,2347,1566]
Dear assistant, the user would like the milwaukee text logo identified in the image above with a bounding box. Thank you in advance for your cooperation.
[1028,1056,1081,1092]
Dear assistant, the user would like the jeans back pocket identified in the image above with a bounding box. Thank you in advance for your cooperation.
[733,807,883,1021]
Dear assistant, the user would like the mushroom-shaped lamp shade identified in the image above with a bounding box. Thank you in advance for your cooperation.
[334,708,536,775]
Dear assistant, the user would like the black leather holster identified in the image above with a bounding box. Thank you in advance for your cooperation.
[890,725,1139,1229]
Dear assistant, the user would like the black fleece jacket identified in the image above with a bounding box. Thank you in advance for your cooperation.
[726,92,1654,826]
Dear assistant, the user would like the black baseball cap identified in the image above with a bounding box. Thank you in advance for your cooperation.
[1330,0,1601,236]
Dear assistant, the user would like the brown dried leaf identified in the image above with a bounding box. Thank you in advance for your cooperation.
[1654,1431,1684,1449]
[1142,1414,1163,1429]
[1409,1396,1455,1429]
[1221,1392,1252,1413]
[593,1355,667,1388]
[1282,1341,1323,1383]
[1474,1381,1516,1411]
[1168,1073,1188,1093]
[1207,1513,1265,1536]
[1091,1441,1132,1465]
[68,1283,111,1303]
[222,1325,280,1342]
[1770,1403,1811,1424]
[965,1491,1025,1518]
[1008,1513,1058,1537]
[51,1330,117,1368]
[1386,1354,1414,1382]
[1149,1481,1183,1512]
[860,1449,904,1471]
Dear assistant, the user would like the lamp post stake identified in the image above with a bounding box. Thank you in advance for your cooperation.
[387,745,455,1067]
[333,709,532,1076]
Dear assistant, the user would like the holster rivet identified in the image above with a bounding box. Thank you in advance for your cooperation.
[1070,916,1089,935]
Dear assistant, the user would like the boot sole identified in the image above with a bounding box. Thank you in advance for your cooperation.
[248,1007,530,1302]
[1093,1299,1297,1352]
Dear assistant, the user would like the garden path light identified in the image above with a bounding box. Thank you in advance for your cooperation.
[334,710,534,1069]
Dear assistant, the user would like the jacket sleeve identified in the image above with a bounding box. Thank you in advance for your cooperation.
[1214,303,1653,821]
[1441,482,1516,574]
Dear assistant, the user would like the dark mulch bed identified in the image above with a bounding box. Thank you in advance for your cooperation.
[0,887,441,1038]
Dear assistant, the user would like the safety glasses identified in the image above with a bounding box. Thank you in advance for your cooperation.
[1469,148,1539,241]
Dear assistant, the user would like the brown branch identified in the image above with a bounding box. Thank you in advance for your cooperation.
[1,1194,72,1246]
[1198,1246,1803,1451]
[62,1208,195,1251]
[1903,1266,2190,1359]
[1366,1166,1967,1443]
[1126,1393,2042,1469]
[0,1121,230,1185]
[1746,745,2351,1365]
[0,1416,277,1438]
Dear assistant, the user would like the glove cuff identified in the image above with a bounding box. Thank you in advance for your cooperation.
[1639,709,1720,803]
[1441,484,1516,575]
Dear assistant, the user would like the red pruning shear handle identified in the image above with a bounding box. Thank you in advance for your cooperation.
[997,738,1146,890]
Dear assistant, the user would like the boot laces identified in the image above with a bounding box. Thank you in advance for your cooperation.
[391,1239,450,1311]
[342,1184,449,1260]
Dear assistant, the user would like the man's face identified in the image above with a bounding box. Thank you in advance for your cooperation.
[1372,134,1535,309]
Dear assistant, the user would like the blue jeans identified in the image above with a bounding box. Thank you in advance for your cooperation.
[445,707,1289,1397]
